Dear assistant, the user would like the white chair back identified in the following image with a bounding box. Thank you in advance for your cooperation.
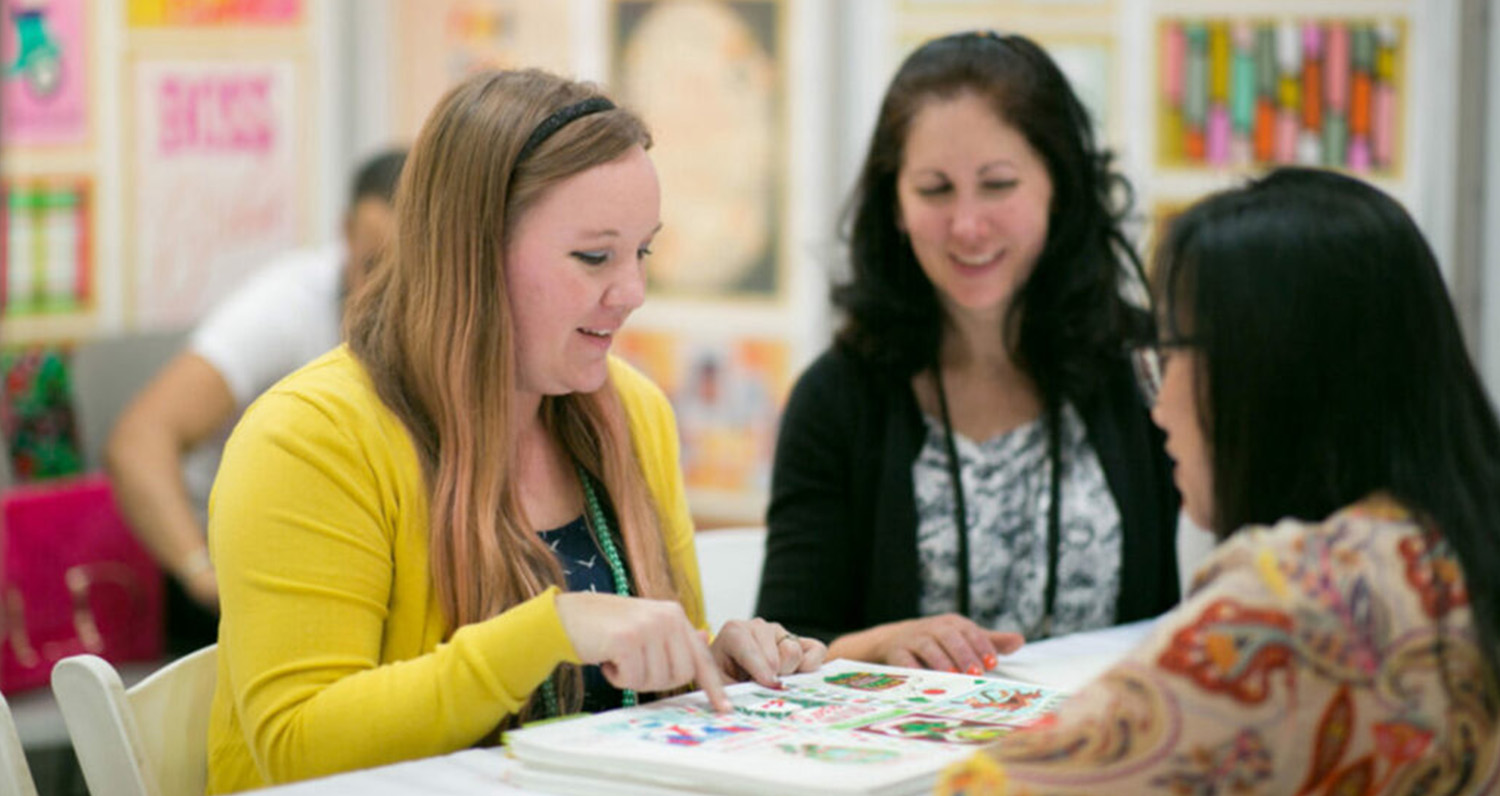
[695,526,768,633]
[51,645,217,796]
[0,692,40,796]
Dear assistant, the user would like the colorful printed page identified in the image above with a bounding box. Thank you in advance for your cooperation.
[506,660,1067,796]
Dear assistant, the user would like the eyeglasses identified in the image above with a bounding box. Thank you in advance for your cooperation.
[1130,345,1164,407]
[1130,338,1197,407]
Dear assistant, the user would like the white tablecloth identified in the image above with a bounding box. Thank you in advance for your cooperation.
[987,618,1156,691]
[256,748,534,795]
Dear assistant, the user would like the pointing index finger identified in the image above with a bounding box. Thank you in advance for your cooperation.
[691,634,733,713]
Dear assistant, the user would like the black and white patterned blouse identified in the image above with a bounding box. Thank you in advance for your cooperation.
[913,402,1122,638]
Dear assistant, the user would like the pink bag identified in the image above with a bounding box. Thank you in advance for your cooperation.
[0,474,163,693]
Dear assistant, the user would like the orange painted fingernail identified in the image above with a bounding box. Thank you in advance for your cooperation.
[966,665,983,676]
[983,654,998,669]
[946,666,959,674]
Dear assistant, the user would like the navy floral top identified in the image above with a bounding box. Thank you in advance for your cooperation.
[540,516,624,712]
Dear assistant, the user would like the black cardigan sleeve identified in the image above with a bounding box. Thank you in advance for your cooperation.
[754,350,867,642]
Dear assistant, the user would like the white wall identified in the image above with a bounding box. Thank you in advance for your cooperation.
[328,0,397,231]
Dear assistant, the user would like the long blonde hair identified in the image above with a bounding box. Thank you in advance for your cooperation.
[344,70,675,689]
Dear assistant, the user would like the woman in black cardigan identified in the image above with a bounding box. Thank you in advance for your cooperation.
[756,32,1179,673]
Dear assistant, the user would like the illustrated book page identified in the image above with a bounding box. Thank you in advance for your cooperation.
[505,659,1067,796]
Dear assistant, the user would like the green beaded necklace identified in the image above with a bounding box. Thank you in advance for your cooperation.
[538,463,638,717]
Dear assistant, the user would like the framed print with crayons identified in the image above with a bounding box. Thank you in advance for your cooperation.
[1155,17,1405,177]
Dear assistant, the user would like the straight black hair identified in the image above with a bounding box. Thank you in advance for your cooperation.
[1155,166,1500,673]
[835,31,1149,401]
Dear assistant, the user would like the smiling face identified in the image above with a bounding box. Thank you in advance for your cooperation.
[895,91,1053,328]
[504,145,660,399]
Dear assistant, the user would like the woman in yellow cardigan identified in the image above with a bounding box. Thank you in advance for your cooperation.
[939,169,1500,794]
[205,69,825,793]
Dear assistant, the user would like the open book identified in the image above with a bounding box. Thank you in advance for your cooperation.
[505,660,1067,796]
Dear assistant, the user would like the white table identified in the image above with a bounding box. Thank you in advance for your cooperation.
[255,748,531,796]
[988,618,1156,691]
[252,622,1156,795]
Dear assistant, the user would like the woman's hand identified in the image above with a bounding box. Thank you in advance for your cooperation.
[555,592,731,712]
[711,619,827,687]
[829,614,1024,673]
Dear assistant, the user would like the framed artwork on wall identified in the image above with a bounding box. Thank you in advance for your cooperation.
[0,343,82,481]
[392,0,572,139]
[1135,2,1443,269]
[127,57,303,329]
[1,175,92,318]
[902,0,1110,7]
[609,0,786,301]
[1,0,90,147]
[615,328,790,524]
[125,0,303,28]
[892,3,1121,146]
[1155,17,1404,177]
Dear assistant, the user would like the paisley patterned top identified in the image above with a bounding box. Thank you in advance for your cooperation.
[938,495,1500,795]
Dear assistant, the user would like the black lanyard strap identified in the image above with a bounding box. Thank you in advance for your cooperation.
[1042,404,1062,638]
[934,370,972,617]
[933,369,1062,637]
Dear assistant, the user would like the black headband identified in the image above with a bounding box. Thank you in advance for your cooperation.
[515,97,616,165]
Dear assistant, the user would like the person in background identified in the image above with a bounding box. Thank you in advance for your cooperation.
[106,148,407,654]
[206,69,825,793]
[941,167,1500,794]
[756,31,1179,673]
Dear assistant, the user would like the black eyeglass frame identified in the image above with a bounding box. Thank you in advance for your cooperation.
[1130,336,1199,407]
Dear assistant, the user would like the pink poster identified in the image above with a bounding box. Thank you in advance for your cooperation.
[131,60,301,328]
[0,0,89,146]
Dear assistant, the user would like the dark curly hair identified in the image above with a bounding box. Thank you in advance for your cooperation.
[835,31,1148,402]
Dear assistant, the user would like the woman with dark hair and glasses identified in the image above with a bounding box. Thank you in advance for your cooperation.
[941,167,1500,793]
[755,31,1180,673]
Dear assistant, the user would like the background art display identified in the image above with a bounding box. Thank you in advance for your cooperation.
[1157,18,1404,175]
[2,177,91,318]
[393,0,571,138]
[1,0,89,146]
[616,329,788,522]
[126,0,301,27]
[612,0,783,299]
[0,344,82,481]
[129,59,301,328]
